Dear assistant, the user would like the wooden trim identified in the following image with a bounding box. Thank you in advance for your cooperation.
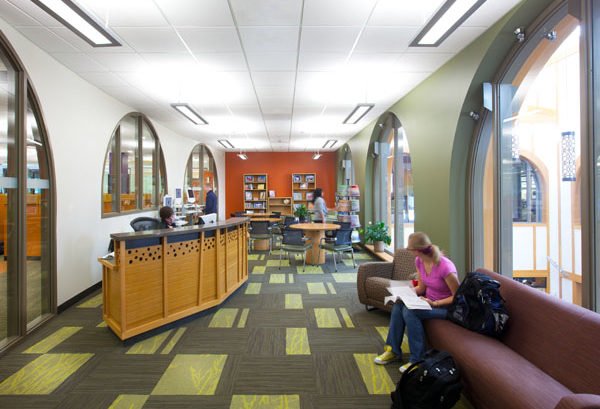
[198,231,204,305]
[162,236,168,318]
[363,244,394,262]
[216,228,223,299]
[119,240,127,333]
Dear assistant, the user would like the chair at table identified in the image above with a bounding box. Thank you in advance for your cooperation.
[130,217,161,231]
[248,220,272,253]
[234,211,245,217]
[324,221,351,243]
[319,228,355,271]
[279,228,313,272]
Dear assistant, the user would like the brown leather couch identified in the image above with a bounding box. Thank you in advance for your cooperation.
[357,249,416,312]
[425,269,600,409]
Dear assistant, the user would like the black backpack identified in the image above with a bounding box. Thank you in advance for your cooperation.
[447,272,509,337]
[390,350,462,409]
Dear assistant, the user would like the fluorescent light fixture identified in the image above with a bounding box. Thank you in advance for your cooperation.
[218,139,234,149]
[410,0,486,47]
[237,153,248,160]
[312,153,322,160]
[170,103,208,125]
[31,0,121,47]
[322,139,338,149]
[343,104,374,124]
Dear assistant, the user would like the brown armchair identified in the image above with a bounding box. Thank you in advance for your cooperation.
[357,248,417,312]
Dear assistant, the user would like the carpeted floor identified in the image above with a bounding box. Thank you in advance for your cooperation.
[0,248,475,409]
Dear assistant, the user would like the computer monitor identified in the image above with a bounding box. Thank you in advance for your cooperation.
[198,213,216,225]
[163,195,173,208]
[174,188,183,206]
[187,188,196,203]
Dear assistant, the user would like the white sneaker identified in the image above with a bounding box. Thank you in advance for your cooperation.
[399,362,414,373]
[374,345,399,365]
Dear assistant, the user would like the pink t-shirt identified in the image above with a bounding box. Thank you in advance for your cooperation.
[415,256,457,301]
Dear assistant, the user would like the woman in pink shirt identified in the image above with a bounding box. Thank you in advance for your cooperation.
[374,232,459,373]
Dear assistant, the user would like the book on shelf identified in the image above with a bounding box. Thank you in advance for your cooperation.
[306,192,313,201]
[293,192,302,201]
[293,175,301,183]
[269,190,275,197]
[348,185,360,197]
[257,184,265,190]
[305,175,314,183]
[245,184,253,190]
[350,199,360,212]
[245,175,254,182]
[337,200,351,212]
[259,191,266,199]
[337,184,349,196]
[257,175,266,182]
[300,183,308,189]
[245,192,252,200]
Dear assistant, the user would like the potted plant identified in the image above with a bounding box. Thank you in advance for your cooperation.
[294,204,308,222]
[361,222,391,252]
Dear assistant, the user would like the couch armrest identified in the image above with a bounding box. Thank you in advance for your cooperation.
[357,262,393,306]
[555,394,600,409]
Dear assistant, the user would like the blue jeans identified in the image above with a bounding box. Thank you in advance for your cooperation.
[386,302,448,363]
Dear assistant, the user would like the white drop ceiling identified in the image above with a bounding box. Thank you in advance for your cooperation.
[0,0,522,151]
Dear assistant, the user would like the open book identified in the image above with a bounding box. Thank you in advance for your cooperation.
[384,280,432,310]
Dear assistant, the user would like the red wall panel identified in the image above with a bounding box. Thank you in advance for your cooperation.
[225,152,337,216]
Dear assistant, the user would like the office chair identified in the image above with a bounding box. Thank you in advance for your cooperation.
[319,228,355,271]
[130,217,161,231]
[279,228,312,272]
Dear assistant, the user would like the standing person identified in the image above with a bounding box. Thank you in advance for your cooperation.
[311,187,327,223]
[374,232,459,372]
[159,206,176,229]
[204,183,217,216]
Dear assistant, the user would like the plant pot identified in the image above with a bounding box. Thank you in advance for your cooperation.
[373,240,384,252]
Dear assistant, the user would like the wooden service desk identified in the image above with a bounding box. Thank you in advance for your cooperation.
[290,223,340,265]
[98,217,249,340]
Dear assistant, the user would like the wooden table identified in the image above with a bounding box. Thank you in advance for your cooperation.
[243,212,274,218]
[290,223,340,264]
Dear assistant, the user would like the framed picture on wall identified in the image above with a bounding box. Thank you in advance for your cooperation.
[306,175,314,183]
[293,175,301,183]
[269,190,275,197]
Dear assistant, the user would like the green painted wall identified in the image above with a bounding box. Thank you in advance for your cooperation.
[343,0,556,275]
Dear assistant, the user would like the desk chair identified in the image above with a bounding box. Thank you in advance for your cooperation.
[130,217,161,231]
[319,228,355,271]
[279,228,312,272]
[248,220,273,253]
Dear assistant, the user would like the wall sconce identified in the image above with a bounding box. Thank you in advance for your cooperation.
[561,131,576,181]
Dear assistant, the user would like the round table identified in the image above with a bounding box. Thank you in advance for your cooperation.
[289,223,340,264]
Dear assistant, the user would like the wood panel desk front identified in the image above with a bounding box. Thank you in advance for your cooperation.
[99,217,249,340]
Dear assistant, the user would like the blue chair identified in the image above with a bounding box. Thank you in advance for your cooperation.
[279,228,313,272]
[319,228,355,271]
[130,217,160,231]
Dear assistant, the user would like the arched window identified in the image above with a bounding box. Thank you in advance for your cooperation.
[512,157,542,223]
[372,112,414,249]
[0,33,56,352]
[101,114,167,216]
[183,144,218,206]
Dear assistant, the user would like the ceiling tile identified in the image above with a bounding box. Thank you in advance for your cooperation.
[246,52,297,71]
[78,72,128,88]
[178,28,242,53]
[51,53,107,72]
[139,52,197,70]
[255,86,294,99]
[239,27,299,53]
[346,52,399,72]
[251,71,296,87]
[369,0,445,27]
[301,27,361,53]
[193,53,247,71]
[0,1,38,26]
[303,0,376,26]
[297,52,347,71]
[6,0,65,27]
[354,27,420,53]
[49,27,134,53]
[230,0,302,26]
[90,53,148,72]
[154,0,234,27]
[17,27,78,52]
[113,27,187,53]
[76,0,168,27]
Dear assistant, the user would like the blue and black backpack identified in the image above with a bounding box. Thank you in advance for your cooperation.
[447,272,509,337]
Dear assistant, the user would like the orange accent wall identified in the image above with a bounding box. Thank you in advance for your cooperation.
[225,152,337,216]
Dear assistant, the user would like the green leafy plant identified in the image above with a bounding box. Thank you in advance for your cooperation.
[294,204,308,219]
[360,222,392,245]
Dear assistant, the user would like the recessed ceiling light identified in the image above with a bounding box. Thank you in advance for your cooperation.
[343,104,374,124]
[410,0,486,47]
[237,153,248,160]
[171,103,208,125]
[312,153,322,160]
[322,139,338,149]
[218,139,234,149]
[31,0,121,47]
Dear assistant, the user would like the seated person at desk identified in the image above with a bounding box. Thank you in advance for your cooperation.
[204,183,217,216]
[159,206,176,229]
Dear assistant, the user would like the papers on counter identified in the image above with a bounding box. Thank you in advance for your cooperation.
[384,281,432,310]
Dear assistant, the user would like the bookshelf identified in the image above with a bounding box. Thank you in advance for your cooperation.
[335,184,360,228]
[291,173,316,212]
[268,197,293,215]
[243,173,268,213]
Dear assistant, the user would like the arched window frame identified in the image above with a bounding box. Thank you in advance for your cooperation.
[183,144,218,206]
[101,113,167,217]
